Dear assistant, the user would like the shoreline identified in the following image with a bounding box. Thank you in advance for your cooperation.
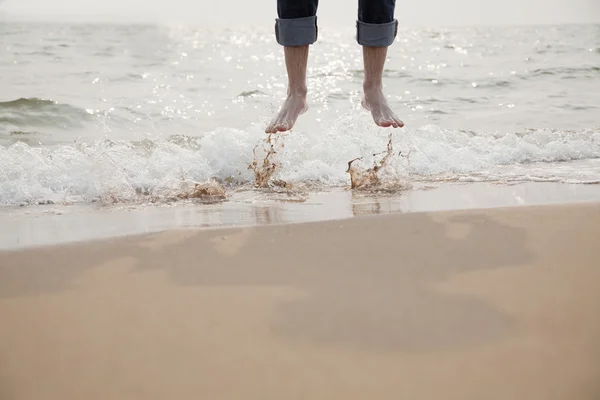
[2,181,600,250]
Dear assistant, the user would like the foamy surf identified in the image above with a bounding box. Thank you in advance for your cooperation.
[1,115,599,206]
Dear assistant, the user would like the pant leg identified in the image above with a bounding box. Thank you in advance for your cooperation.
[356,0,398,47]
[275,0,319,46]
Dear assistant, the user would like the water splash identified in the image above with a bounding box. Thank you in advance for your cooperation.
[248,132,285,188]
[148,179,227,204]
[347,133,412,192]
[244,132,312,202]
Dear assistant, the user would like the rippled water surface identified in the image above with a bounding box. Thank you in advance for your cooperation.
[0,22,599,206]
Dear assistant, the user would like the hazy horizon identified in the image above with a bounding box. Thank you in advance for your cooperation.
[1,0,599,27]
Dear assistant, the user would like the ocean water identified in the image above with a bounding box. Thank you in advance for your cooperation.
[0,21,599,206]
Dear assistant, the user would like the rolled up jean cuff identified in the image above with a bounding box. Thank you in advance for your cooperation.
[356,19,398,47]
[275,16,318,46]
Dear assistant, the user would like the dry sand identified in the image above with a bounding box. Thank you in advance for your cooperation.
[1,203,599,399]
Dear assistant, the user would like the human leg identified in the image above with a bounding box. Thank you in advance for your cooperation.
[266,0,318,133]
[357,0,404,128]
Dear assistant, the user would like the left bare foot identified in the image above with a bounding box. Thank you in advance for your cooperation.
[362,85,404,128]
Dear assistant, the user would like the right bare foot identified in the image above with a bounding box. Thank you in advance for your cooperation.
[265,91,308,133]
[362,85,404,129]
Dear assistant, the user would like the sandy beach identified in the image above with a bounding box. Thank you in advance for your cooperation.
[1,198,599,400]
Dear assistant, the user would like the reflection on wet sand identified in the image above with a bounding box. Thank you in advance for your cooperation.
[2,182,600,250]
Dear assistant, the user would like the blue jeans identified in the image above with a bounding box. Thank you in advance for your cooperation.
[275,0,397,47]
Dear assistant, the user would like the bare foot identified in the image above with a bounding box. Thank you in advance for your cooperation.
[362,86,404,128]
[265,91,308,133]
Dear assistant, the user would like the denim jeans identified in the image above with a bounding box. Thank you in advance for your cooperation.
[275,0,397,47]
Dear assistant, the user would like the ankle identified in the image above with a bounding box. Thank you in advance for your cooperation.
[363,82,383,92]
[287,85,307,97]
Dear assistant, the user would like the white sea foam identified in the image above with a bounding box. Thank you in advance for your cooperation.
[1,115,599,206]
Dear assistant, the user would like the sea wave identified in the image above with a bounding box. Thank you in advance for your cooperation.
[1,118,599,206]
[0,97,92,132]
[527,66,600,78]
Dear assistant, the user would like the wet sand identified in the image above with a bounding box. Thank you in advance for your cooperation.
[1,201,599,399]
[2,181,600,250]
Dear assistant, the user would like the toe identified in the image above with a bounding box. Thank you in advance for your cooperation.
[275,121,290,132]
[379,119,393,128]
